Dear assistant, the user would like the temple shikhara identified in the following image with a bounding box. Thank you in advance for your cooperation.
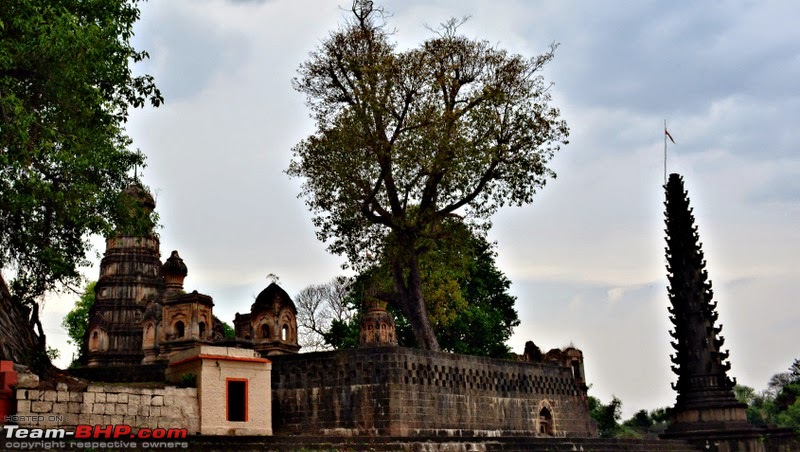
[83,184,301,370]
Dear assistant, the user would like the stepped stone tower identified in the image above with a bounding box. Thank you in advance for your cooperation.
[660,173,753,438]
[85,184,162,367]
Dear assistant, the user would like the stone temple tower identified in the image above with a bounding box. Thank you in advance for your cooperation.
[660,174,752,437]
[359,295,397,347]
[85,184,162,367]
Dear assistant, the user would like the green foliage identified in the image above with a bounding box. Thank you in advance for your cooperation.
[45,346,60,362]
[322,228,519,358]
[588,395,622,438]
[221,321,236,339]
[61,281,96,355]
[0,0,162,307]
[287,2,566,350]
[734,358,800,433]
[589,394,671,439]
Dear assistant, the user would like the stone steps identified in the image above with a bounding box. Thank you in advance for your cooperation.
[186,436,702,451]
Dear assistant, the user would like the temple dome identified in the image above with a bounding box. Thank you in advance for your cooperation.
[252,282,297,314]
[162,250,188,278]
[121,182,156,211]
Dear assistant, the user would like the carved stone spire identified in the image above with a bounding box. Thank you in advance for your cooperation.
[85,184,162,367]
[162,250,188,293]
[662,173,749,434]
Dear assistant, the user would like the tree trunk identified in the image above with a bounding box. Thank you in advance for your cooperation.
[0,274,49,372]
[391,251,441,351]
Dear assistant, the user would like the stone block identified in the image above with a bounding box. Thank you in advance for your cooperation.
[127,404,138,416]
[180,402,198,417]
[150,406,161,417]
[161,405,180,419]
[151,395,164,406]
[106,393,118,403]
[87,385,103,392]
[110,415,123,425]
[95,393,106,403]
[63,413,79,427]
[82,392,95,404]
[56,383,68,391]
[137,405,150,416]
[52,402,68,414]
[43,390,57,402]
[57,391,69,402]
[116,404,128,415]
[16,389,27,400]
[116,392,128,404]
[69,392,82,402]
[128,394,140,405]
[15,371,39,389]
[92,404,105,415]
[16,399,31,414]
[31,401,52,413]
[68,402,82,414]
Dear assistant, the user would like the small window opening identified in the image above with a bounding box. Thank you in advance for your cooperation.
[198,322,206,338]
[175,321,185,338]
[539,406,554,436]
[281,325,288,341]
[261,324,270,339]
[571,360,582,380]
[227,380,247,422]
[90,331,99,351]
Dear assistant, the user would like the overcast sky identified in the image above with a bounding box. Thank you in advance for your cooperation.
[42,0,799,418]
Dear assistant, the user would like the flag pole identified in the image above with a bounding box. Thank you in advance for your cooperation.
[664,119,667,185]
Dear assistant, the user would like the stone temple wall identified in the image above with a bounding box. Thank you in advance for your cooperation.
[13,383,199,433]
[271,346,597,437]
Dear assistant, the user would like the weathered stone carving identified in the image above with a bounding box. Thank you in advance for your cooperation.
[234,283,301,356]
[359,296,397,347]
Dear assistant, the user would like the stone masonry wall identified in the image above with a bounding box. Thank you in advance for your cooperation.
[13,383,199,433]
[271,347,597,437]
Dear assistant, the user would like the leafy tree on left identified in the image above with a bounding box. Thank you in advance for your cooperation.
[0,0,162,373]
[61,281,96,367]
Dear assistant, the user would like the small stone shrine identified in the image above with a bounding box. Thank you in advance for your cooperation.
[233,283,301,356]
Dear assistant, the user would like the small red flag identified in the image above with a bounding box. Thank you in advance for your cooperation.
[665,128,676,144]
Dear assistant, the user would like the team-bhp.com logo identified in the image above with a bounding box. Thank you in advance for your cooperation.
[3,424,189,449]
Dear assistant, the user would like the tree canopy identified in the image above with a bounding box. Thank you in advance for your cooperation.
[735,358,800,434]
[321,228,520,358]
[0,0,161,370]
[288,1,567,350]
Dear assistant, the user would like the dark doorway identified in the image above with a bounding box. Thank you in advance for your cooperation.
[227,379,247,422]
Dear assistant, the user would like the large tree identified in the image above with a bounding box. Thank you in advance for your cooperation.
[288,1,567,350]
[323,226,520,358]
[0,0,161,371]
